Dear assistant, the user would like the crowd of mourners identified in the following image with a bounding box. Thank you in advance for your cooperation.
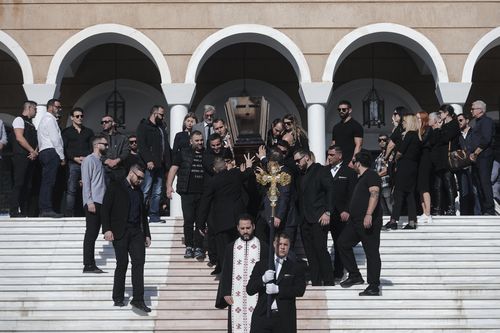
[0,98,498,286]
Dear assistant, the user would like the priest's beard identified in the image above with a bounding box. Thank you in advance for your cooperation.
[240,233,254,242]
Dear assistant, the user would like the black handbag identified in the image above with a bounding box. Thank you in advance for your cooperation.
[448,142,471,171]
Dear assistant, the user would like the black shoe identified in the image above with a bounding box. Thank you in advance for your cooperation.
[323,280,335,286]
[83,265,105,273]
[359,286,380,296]
[194,248,206,260]
[383,221,397,230]
[444,208,456,216]
[39,211,63,218]
[211,267,222,275]
[207,260,216,268]
[114,300,125,307]
[403,223,417,230]
[130,300,151,313]
[149,218,166,223]
[340,276,365,288]
[10,212,26,218]
[184,247,194,259]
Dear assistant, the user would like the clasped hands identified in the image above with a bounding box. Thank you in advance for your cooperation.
[262,269,279,295]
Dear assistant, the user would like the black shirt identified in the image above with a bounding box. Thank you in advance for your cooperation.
[349,169,382,222]
[331,118,363,163]
[187,150,204,193]
[62,125,94,160]
[125,179,142,225]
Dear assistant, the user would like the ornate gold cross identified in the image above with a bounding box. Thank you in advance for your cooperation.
[256,161,292,215]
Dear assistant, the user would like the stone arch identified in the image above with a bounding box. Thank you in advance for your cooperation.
[0,30,34,84]
[185,24,311,84]
[322,23,449,84]
[46,23,171,88]
[462,27,500,83]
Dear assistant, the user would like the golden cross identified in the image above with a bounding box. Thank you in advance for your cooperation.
[256,161,292,215]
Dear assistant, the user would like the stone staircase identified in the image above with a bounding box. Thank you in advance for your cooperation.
[0,216,499,332]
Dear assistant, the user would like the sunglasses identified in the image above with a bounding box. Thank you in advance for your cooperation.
[378,138,387,142]
[337,107,349,112]
[129,140,137,144]
[73,114,84,119]
[97,142,109,147]
[132,171,144,181]
[284,121,292,125]
[101,120,112,124]
[294,155,305,163]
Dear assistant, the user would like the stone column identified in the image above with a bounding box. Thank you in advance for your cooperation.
[436,82,472,115]
[22,83,57,128]
[162,83,196,218]
[299,82,333,166]
[307,104,326,165]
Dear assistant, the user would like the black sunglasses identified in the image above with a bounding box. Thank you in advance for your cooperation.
[101,120,112,124]
[73,114,84,119]
[129,140,137,144]
[337,107,349,112]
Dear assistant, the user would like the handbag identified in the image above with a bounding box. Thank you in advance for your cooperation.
[448,142,471,171]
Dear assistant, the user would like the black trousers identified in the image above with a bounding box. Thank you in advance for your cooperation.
[301,221,334,285]
[433,169,455,212]
[251,311,287,333]
[180,193,203,248]
[391,188,417,222]
[215,228,237,269]
[10,155,36,215]
[112,225,146,302]
[338,219,381,286]
[472,156,495,215]
[83,203,102,267]
[38,148,60,212]
[329,218,346,278]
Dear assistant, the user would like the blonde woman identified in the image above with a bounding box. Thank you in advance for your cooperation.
[383,114,422,230]
[282,114,309,152]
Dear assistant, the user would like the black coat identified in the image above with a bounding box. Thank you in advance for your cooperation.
[246,257,307,333]
[172,131,190,154]
[101,180,151,241]
[297,163,334,224]
[136,119,172,169]
[394,131,421,191]
[328,163,357,217]
[197,168,252,233]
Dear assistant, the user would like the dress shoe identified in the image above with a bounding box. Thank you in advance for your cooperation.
[383,221,398,230]
[210,266,222,275]
[403,223,417,230]
[149,218,166,223]
[340,276,364,288]
[323,280,335,286]
[359,285,380,296]
[130,300,151,313]
[10,212,26,218]
[184,247,194,259]
[39,211,63,218]
[114,300,125,307]
[207,260,216,268]
[83,265,105,273]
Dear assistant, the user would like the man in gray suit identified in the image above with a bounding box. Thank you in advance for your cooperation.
[193,105,216,148]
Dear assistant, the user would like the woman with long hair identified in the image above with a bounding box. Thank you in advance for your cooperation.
[384,114,422,230]
[172,112,198,153]
[416,111,432,223]
[282,114,309,152]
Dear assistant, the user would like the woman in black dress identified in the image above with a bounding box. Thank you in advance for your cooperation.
[416,111,432,223]
[172,112,198,154]
[384,114,422,230]
[282,114,309,152]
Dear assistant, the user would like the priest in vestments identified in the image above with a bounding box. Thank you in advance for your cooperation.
[216,213,268,333]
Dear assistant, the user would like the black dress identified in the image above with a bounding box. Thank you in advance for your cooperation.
[394,131,421,192]
[417,127,432,193]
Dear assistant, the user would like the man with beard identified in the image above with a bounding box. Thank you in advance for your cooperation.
[81,135,107,273]
[338,150,382,296]
[100,115,129,183]
[166,130,205,259]
[216,214,267,333]
[137,105,172,223]
[331,100,363,167]
[247,232,306,333]
[294,149,334,286]
[193,105,216,148]
[212,118,234,154]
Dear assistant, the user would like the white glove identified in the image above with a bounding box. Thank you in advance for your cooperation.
[266,283,279,295]
[262,270,275,283]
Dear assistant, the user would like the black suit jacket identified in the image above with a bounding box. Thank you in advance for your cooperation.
[101,180,151,240]
[297,163,334,224]
[246,257,306,333]
[198,168,252,233]
[329,163,357,218]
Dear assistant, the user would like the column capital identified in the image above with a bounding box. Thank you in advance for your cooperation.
[23,84,58,128]
[299,82,333,106]
[435,82,472,105]
[161,83,196,106]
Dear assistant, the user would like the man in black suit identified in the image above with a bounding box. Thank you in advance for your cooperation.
[102,164,152,312]
[198,155,254,273]
[326,146,357,281]
[293,149,334,286]
[247,232,306,333]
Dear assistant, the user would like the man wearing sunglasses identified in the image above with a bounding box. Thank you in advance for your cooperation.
[100,115,129,183]
[330,100,364,168]
[136,105,172,223]
[62,107,94,217]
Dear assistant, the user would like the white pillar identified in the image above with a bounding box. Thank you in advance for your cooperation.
[451,104,463,115]
[22,83,57,128]
[307,104,326,165]
[169,104,188,218]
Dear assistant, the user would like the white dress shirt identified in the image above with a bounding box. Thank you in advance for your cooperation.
[330,162,342,178]
[37,112,64,160]
[272,255,286,310]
